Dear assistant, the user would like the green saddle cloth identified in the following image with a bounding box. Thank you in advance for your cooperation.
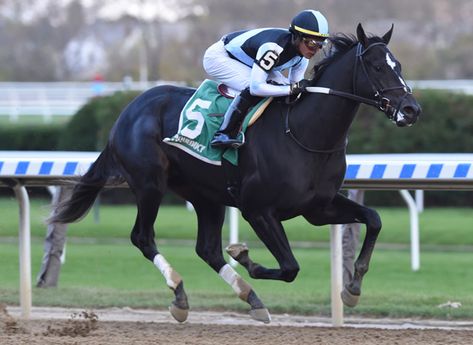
[163,79,269,166]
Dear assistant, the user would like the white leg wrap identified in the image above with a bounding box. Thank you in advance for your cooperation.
[219,264,251,300]
[153,254,180,289]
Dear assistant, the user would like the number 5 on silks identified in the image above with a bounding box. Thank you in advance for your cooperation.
[180,98,211,139]
[257,51,279,71]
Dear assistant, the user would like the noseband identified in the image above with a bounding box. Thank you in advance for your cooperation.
[306,41,412,122]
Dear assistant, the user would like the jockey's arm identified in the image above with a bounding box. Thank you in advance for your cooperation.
[267,71,290,86]
[249,66,291,97]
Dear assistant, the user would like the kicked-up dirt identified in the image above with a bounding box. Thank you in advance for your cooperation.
[2,305,473,345]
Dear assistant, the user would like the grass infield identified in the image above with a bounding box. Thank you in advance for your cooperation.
[1,242,473,319]
[0,198,472,246]
[0,198,472,319]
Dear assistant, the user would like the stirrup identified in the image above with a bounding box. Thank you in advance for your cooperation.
[210,132,245,148]
[231,132,245,148]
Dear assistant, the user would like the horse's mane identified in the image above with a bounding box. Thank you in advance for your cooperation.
[311,33,384,83]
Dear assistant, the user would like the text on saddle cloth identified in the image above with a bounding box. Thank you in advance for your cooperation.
[163,79,273,166]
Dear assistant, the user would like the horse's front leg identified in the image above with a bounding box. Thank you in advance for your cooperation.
[303,192,382,308]
[229,209,300,283]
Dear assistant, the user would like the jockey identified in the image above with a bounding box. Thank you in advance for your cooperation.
[203,9,329,148]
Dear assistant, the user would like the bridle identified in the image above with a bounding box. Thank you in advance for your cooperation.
[306,41,412,121]
[353,42,412,121]
[285,41,412,153]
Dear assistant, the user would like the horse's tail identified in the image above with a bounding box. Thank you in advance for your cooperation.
[48,145,119,224]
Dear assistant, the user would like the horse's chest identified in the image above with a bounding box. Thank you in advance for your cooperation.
[296,154,344,184]
[267,162,344,206]
[240,151,345,209]
[294,176,339,206]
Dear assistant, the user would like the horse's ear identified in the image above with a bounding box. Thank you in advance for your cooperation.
[356,23,369,47]
[382,24,394,44]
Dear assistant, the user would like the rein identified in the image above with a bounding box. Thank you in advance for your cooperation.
[305,86,379,107]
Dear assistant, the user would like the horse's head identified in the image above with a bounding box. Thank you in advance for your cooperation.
[353,24,421,127]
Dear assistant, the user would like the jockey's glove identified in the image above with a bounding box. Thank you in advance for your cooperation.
[290,79,311,96]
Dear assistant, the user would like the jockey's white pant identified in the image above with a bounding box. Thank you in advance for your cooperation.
[203,40,289,93]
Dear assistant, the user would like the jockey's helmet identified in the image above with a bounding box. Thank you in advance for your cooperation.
[290,10,329,39]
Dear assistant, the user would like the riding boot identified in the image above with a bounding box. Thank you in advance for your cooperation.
[210,88,261,148]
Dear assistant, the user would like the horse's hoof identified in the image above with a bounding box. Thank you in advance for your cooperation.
[341,287,360,308]
[249,308,271,324]
[225,243,249,260]
[169,303,189,323]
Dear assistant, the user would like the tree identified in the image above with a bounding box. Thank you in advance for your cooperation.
[1,0,473,81]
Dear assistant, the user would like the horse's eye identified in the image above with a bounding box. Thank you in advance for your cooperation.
[374,65,382,72]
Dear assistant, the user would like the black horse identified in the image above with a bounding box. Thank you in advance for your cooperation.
[50,24,421,323]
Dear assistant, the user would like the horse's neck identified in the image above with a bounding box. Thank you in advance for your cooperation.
[294,53,359,150]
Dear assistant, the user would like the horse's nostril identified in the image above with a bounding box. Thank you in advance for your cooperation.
[407,104,422,116]
[402,106,417,117]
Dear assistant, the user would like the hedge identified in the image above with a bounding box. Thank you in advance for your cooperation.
[349,89,473,154]
[58,91,140,150]
[4,89,471,155]
[55,89,473,155]
[0,124,63,150]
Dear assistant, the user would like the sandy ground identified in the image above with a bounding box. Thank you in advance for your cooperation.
[2,306,473,345]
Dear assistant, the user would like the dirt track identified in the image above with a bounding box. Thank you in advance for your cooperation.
[3,306,473,345]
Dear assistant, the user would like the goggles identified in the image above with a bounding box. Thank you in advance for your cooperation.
[302,37,326,51]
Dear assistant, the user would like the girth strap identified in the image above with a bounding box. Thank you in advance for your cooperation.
[221,158,241,207]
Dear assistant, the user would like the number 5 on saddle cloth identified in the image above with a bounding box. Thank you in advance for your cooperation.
[164,79,272,166]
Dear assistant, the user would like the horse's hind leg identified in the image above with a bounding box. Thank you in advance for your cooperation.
[122,154,189,322]
[191,199,270,323]
[303,193,382,308]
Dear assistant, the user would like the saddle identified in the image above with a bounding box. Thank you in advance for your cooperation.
[217,84,238,99]
[163,79,273,166]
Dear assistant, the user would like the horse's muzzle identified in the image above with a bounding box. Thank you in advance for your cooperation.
[390,98,422,127]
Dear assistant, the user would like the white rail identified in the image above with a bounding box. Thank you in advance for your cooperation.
[0,81,184,121]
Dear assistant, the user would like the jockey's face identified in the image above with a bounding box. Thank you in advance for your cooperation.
[298,37,325,59]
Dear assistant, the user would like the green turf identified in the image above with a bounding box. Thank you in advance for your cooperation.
[0,198,472,246]
[1,241,473,319]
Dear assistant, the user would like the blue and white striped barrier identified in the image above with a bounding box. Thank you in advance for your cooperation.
[1,152,472,187]
[0,151,97,179]
[346,154,472,180]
